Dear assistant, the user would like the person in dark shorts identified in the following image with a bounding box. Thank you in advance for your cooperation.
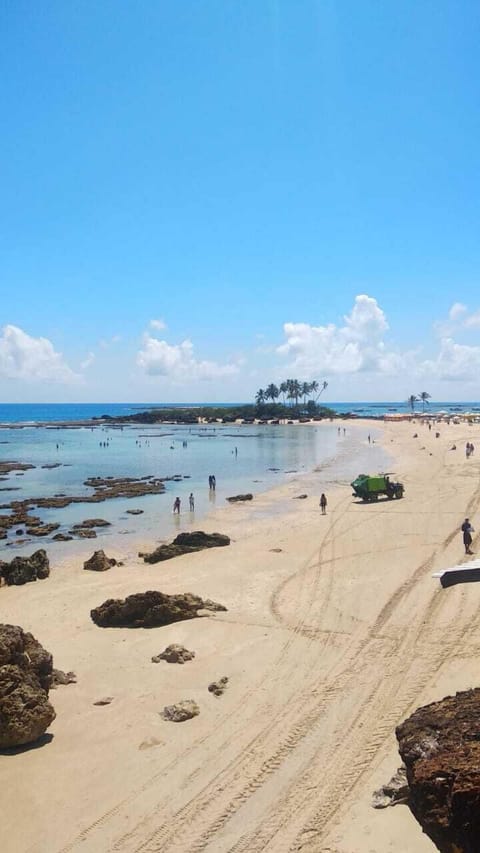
[461,518,474,555]
[320,494,327,515]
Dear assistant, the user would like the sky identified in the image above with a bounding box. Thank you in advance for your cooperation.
[2,0,480,403]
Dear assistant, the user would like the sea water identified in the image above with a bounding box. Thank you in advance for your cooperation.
[0,419,389,559]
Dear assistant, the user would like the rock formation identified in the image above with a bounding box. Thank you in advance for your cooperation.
[152,644,196,664]
[141,531,230,564]
[396,688,480,852]
[0,549,50,586]
[83,550,117,572]
[161,699,199,722]
[91,591,226,628]
[0,624,56,748]
[51,669,77,687]
[226,494,253,502]
[372,766,409,809]
[26,523,60,537]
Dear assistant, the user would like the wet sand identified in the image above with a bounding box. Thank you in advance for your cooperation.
[3,418,480,852]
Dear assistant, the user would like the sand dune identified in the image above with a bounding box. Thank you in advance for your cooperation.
[3,419,480,852]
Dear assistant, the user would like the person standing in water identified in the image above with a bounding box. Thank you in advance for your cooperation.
[320,493,327,515]
[189,493,194,511]
[173,497,181,514]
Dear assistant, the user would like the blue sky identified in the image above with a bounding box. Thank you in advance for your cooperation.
[2,1,480,402]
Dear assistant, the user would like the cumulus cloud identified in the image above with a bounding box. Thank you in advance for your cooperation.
[449,302,467,321]
[421,338,480,382]
[277,295,402,376]
[137,334,239,381]
[464,311,480,329]
[0,325,80,383]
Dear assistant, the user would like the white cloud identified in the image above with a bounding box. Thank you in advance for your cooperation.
[0,325,80,383]
[464,311,480,328]
[421,338,480,382]
[137,334,239,381]
[80,352,95,370]
[449,302,467,321]
[150,318,167,331]
[277,294,401,376]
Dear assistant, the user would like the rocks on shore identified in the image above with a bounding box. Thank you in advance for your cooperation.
[91,591,226,628]
[161,699,199,722]
[226,494,253,503]
[0,624,56,748]
[372,767,409,809]
[152,644,195,664]
[72,518,111,530]
[0,462,35,475]
[396,688,480,852]
[0,549,50,586]
[52,533,74,542]
[83,550,117,572]
[51,669,77,688]
[140,531,230,564]
[208,676,228,696]
[71,529,97,538]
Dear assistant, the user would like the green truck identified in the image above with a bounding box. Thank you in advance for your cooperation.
[351,473,404,502]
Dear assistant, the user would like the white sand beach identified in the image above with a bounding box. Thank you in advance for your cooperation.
[3,418,480,853]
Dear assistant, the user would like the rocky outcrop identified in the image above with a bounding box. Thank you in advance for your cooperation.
[26,523,60,537]
[0,550,50,586]
[72,518,111,530]
[226,494,253,503]
[396,688,480,852]
[141,531,230,564]
[91,591,226,628]
[0,624,56,748]
[0,462,35,475]
[71,528,97,538]
[83,550,117,572]
[152,644,195,664]
[52,533,74,542]
[161,699,199,722]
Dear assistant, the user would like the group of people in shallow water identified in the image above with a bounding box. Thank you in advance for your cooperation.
[173,476,217,513]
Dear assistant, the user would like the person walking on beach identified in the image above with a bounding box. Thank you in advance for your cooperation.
[461,518,474,555]
[320,493,327,515]
[173,496,181,514]
[189,493,194,511]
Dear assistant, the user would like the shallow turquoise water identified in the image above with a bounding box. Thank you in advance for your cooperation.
[0,421,387,558]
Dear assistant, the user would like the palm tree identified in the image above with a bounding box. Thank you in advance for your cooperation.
[255,388,266,406]
[265,383,279,404]
[301,381,311,407]
[407,394,418,413]
[279,381,288,405]
[287,379,301,408]
[315,380,328,401]
[418,391,431,413]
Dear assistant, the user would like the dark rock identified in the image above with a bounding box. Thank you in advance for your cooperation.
[91,590,226,628]
[52,533,74,542]
[126,509,144,515]
[0,624,56,748]
[26,523,60,537]
[72,518,111,529]
[226,494,253,503]
[0,550,50,586]
[70,529,97,539]
[93,696,113,706]
[152,644,195,664]
[161,699,199,722]
[51,669,77,687]
[396,688,480,852]
[0,462,35,475]
[83,550,117,572]
[293,494,308,500]
[141,531,230,564]
[41,463,62,469]
[208,676,228,696]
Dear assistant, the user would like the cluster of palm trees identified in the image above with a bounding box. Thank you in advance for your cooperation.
[255,380,328,408]
[407,391,431,413]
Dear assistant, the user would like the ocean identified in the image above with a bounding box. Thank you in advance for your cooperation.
[0,410,390,559]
